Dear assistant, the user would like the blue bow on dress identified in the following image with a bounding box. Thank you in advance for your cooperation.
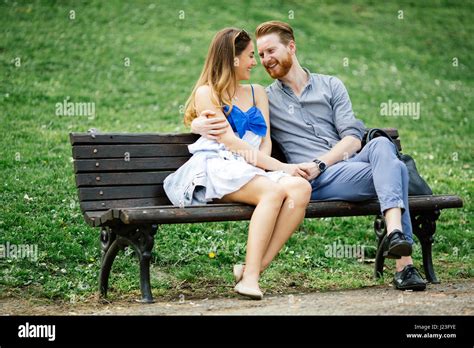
[223,105,267,139]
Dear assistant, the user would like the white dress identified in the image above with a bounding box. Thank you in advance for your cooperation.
[188,130,290,201]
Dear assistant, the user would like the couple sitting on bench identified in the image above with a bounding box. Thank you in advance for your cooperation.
[163,21,426,300]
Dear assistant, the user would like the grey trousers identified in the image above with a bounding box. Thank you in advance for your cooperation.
[310,137,413,244]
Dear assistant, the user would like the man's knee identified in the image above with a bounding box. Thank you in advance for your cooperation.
[368,136,397,156]
[369,136,394,148]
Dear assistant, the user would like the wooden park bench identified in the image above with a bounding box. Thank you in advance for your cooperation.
[69,128,463,303]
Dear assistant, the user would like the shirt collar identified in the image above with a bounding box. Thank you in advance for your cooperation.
[276,67,313,92]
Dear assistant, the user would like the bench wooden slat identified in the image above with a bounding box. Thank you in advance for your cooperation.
[80,197,171,211]
[272,140,401,160]
[70,133,200,145]
[69,129,399,145]
[73,157,190,173]
[72,144,191,159]
[379,128,398,139]
[75,171,173,187]
[110,195,463,225]
[79,185,165,201]
[394,139,401,151]
[83,211,108,227]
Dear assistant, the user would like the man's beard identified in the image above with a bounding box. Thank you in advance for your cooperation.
[264,53,293,79]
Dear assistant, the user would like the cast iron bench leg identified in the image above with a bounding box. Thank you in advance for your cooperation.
[136,225,157,304]
[373,215,386,279]
[99,225,158,303]
[125,224,158,303]
[99,227,121,299]
[411,210,441,284]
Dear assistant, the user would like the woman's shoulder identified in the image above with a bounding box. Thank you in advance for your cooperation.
[195,84,219,107]
[195,84,212,98]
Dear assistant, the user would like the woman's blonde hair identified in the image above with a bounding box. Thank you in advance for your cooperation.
[183,28,252,126]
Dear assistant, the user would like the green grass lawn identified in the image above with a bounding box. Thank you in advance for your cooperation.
[1,0,472,303]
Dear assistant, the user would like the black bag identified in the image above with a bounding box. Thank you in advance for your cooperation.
[361,128,433,196]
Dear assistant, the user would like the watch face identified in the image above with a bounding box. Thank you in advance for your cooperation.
[319,162,326,171]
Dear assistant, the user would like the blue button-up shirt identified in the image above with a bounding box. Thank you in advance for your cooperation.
[266,69,366,164]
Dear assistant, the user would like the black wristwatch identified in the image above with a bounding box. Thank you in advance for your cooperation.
[313,159,327,173]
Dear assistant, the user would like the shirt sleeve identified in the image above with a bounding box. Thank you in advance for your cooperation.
[330,77,366,140]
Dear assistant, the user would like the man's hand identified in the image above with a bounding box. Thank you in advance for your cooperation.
[298,162,321,181]
[191,110,229,140]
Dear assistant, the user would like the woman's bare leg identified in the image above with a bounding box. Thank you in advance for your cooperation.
[260,177,312,271]
[219,175,287,291]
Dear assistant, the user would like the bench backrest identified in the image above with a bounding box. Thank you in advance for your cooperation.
[70,129,400,215]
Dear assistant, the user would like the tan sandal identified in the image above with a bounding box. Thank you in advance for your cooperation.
[234,281,263,300]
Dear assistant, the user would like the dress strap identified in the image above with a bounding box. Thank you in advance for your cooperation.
[250,84,256,106]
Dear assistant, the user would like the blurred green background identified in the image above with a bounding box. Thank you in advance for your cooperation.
[0,0,472,302]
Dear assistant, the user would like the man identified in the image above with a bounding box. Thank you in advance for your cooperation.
[191,21,426,291]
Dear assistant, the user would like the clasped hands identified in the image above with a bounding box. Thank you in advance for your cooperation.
[280,162,320,181]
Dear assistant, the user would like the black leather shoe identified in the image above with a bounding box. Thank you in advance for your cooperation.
[382,229,412,259]
[393,264,427,291]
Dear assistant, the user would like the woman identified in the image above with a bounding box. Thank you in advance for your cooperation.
[164,28,312,300]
